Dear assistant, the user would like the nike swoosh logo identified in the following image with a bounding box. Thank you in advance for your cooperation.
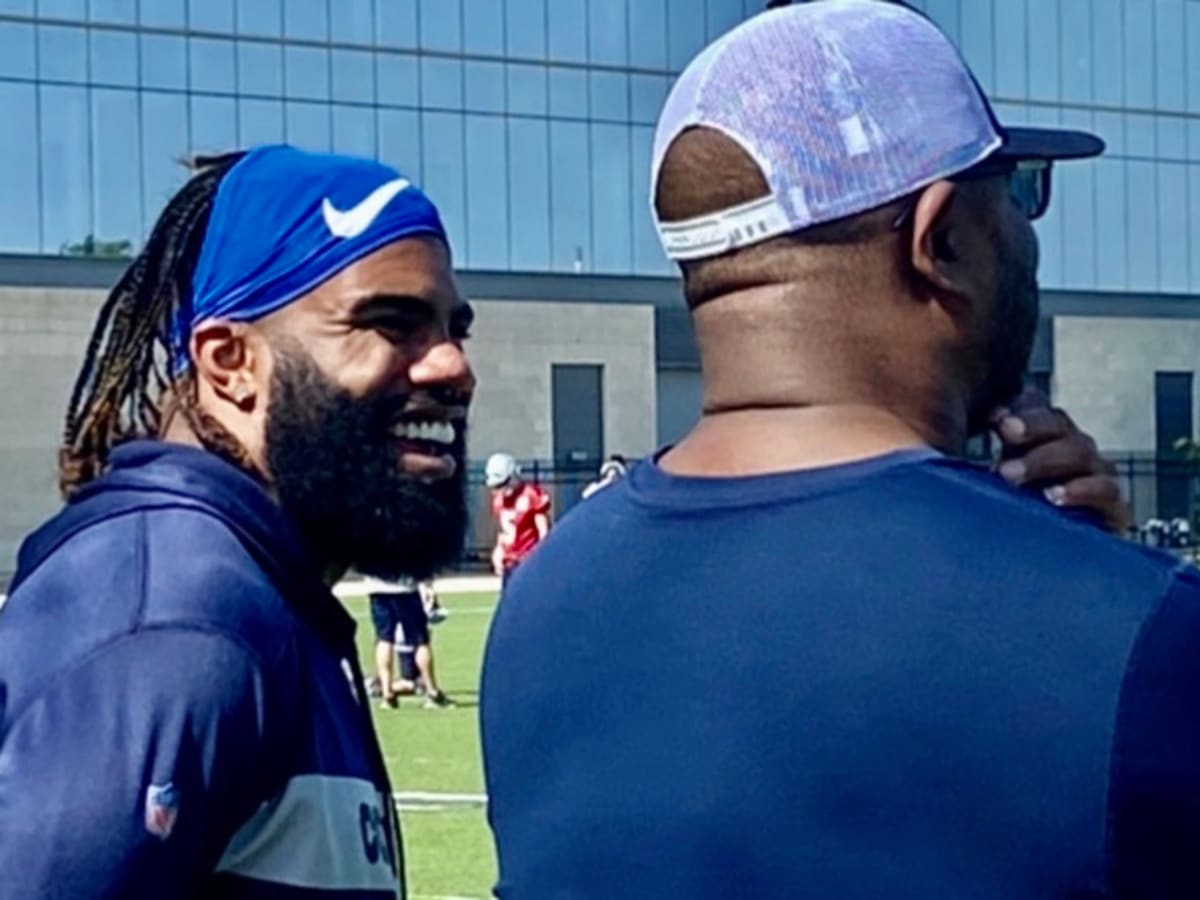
[321,177,412,239]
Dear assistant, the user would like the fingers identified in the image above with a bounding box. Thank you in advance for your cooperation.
[992,405,1077,451]
[1046,475,1132,534]
[996,428,1104,486]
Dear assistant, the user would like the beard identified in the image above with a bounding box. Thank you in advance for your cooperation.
[966,238,1040,436]
[263,346,467,582]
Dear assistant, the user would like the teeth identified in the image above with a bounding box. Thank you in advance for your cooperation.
[392,420,457,446]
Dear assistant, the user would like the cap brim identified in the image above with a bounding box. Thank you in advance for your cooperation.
[994,126,1105,161]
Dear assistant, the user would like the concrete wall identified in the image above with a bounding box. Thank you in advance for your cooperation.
[466,299,657,461]
[0,287,659,576]
[1053,316,1200,453]
[0,286,106,575]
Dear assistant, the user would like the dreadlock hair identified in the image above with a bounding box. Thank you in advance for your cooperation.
[59,151,255,498]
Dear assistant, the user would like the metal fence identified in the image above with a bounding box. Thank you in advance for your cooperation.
[458,454,1200,568]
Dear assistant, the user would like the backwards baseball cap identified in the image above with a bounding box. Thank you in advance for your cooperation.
[651,0,1104,262]
[172,144,448,366]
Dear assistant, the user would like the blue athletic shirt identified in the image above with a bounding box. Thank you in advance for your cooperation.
[482,450,1200,899]
[0,442,402,899]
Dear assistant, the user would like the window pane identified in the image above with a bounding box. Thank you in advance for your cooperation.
[550,120,590,272]
[285,46,330,100]
[238,97,284,146]
[376,0,417,49]
[332,49,374,103]
[1091,0,1123,107]
[286,100,331,151]
[38,26,87,83]
[237,0,281,36]
[0,23,35,78]
[421,111,466,261]
[1027,0,1058,102]
[238,41,284,96]
[958,0,994,93]
[589,0,626,66]
[1125,113,1154,158]
[1094,158,1128,290]
[1057,0,1090,103]
[1157,117,1186,161]
[421,57,463,109]
[465,115,509,269]
[0,0,34,13]
[706,0,743,42]
[631,125,668,276]
[508,117,550,270]
[668,0,706,70]
[1189,4,1200,115]
[548,0,586,63]
[89,0,134,23]
[188,0,233,33]
[1155,0,1185,112]
[1126,160,1158,290]
[590,71,628,123]
[1123,0,1153,109]
[378,107,422,179]
[419,0,460,52]
[506,0,546,60]
[629,0,667,70]
[377,53,418,107]
[993,0,1027,98]
[631,74,669,125]
[190,38,236,93]
[0,83,40,252]
[141,92,188,239]
[332,104,376,158]
[40,84,91,253]
[91,88,141,248]
[39,0,84,19]
[590,122,632,273]
[284,0,328,41]
[464,0,503,55]
[190,94,237,154]
[140,0,184,29]
[141,34,187,90]
[1159,163,1188,294]
[89,30,137,87]
[1059,160,1095,289]
[549,67,587,118]
[508,63,546,116]
[465,61,505,113]
[331,0,373,44]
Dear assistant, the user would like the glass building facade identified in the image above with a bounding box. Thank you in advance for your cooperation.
[0,0,1197,294]
[909,0,1200,297]
[0,0,762,275]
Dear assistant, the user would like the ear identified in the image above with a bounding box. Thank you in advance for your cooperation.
[189,320,263,411]
[909,180,969,297]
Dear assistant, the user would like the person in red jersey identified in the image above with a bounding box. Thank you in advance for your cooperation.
[486,452,551,588]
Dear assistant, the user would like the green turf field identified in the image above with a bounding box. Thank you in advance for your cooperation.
[345,590,499,900]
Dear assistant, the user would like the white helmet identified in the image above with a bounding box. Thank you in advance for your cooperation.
[485,452,519,488]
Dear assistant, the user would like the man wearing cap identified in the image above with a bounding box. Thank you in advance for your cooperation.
[485,452,551,589]
[0,146,474,897]
[481,3,1200,897]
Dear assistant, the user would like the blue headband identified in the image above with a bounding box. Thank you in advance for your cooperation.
[173,144,449,366]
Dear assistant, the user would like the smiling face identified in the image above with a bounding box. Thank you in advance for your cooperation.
[244,236,476,579]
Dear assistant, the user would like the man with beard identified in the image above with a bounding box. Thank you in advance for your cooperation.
[0,146,473,898]
[481,4,1200,898]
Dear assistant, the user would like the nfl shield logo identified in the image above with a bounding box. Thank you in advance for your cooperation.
[144,783,180,841]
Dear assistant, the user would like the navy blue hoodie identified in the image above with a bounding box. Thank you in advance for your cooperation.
[0,441,402,899]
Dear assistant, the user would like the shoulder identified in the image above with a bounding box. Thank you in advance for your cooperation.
[525,484,551,510]
[1,505,295,707]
